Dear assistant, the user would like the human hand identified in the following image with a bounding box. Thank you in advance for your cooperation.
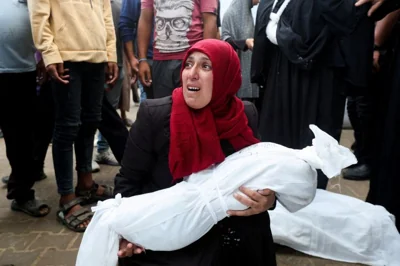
[46,63,69,84]
[138,60,152,87]
[130,58,139,84]
[246,38,254,50]
[106,62,119,85]
[117,239,144,258]
[355,0,386,16]
[373,50,381,73]
[227,187,276,217]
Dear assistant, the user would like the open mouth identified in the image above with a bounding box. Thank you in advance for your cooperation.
[188,87,200,92]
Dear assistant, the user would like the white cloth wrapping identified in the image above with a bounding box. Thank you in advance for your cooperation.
[76,125,356,266]
[270,189,400,266]
[266,0,291,45]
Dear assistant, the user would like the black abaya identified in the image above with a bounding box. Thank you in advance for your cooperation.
[367,27,400,232]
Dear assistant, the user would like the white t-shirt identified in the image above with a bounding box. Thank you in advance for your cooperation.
[0,0,36,73]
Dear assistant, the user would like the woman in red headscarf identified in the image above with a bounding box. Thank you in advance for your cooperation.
[114,39,277,266]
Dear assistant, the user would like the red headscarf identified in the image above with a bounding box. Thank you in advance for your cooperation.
[169,39,260,180]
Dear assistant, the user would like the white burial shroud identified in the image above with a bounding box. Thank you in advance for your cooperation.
[76,125,357,266]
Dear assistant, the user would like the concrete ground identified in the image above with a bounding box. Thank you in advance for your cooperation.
[0,104,369,266]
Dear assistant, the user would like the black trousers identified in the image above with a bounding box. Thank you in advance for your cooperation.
[99,97,128,163]
[34,82,55,175]
[347,91,373,165]
[37,81,128,166]
[0,71,37,202]
[152,60,182,98]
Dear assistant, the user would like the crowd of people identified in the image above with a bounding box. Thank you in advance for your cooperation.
[1,0,400,265]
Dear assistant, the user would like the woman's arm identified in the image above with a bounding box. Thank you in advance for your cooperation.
[114,101,154,197]
[221,12,252,51]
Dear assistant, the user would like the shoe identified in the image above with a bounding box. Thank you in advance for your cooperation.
[92,160,100,173]
[342,164,371,181]
[95,150,119,166]
[2,171,47,185]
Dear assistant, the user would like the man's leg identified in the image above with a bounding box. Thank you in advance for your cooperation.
[347,96,362,155]
[74,62,113,201]
[52,62,93,231]
[0,72,49,216]
[33,81,54,179]
[98,97,128,164]
[95,67,124,166]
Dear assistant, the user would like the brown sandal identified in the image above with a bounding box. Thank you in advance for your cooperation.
[75,182,114,205]
[56,197,93,232]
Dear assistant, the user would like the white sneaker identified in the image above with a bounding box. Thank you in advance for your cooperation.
[95,150,119,166]
[92,160,100,173]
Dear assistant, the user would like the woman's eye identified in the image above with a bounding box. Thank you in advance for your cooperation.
[185,62,193,68]
[203,64,212,70]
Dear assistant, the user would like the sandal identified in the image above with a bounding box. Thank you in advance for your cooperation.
[56,197,93,232]
[11,199,50,217]
[75,182,114,205]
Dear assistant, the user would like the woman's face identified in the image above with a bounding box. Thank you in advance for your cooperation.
[182,51,213,109]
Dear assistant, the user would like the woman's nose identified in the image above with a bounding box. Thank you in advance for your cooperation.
[189,66,199,80]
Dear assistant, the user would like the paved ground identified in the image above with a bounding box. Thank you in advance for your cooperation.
[0,104,369,266]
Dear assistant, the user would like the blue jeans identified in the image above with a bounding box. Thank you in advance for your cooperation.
[139,80,147,103]
[52,62,105,196]
[97,132,109,153]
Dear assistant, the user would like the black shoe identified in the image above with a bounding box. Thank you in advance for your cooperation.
[2,171,48,185]
[342,164,371,181]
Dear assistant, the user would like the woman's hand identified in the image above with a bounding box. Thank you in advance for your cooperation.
[355,0,385,16]
[118,239,144,258]
[373,50,381,73]
[227,187,276,217]
[245,38,254,50]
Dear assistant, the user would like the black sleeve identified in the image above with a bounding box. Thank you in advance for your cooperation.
[114,101,153,197]
[217,0,221,27]
[225,38,248,51]
[319,0,361,36]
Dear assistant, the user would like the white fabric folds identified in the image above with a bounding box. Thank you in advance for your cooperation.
[270,189,400,266]
[76,125,356,266]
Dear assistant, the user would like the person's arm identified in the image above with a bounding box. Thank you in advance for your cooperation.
[357,0,400,19]
[373,10,400,71]
[201,0,218,39]
[225,38,250,51]
[137,7,153,60]
[119,0,140,80]
[114,102,153,197]
[137,5,153,86]
[375,9,400,46]
[27,0,62,67]
[221,12,252,51]
[202,13,218,39]
[104,0,117,63]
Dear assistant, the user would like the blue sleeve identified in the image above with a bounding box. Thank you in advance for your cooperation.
[118,0,141,43]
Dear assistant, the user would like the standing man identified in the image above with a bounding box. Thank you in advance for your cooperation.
[119,0,155,100]
[137,0,218,98]
[29,0,118,231]
[95,0,125,167]
[0,0,49,217]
